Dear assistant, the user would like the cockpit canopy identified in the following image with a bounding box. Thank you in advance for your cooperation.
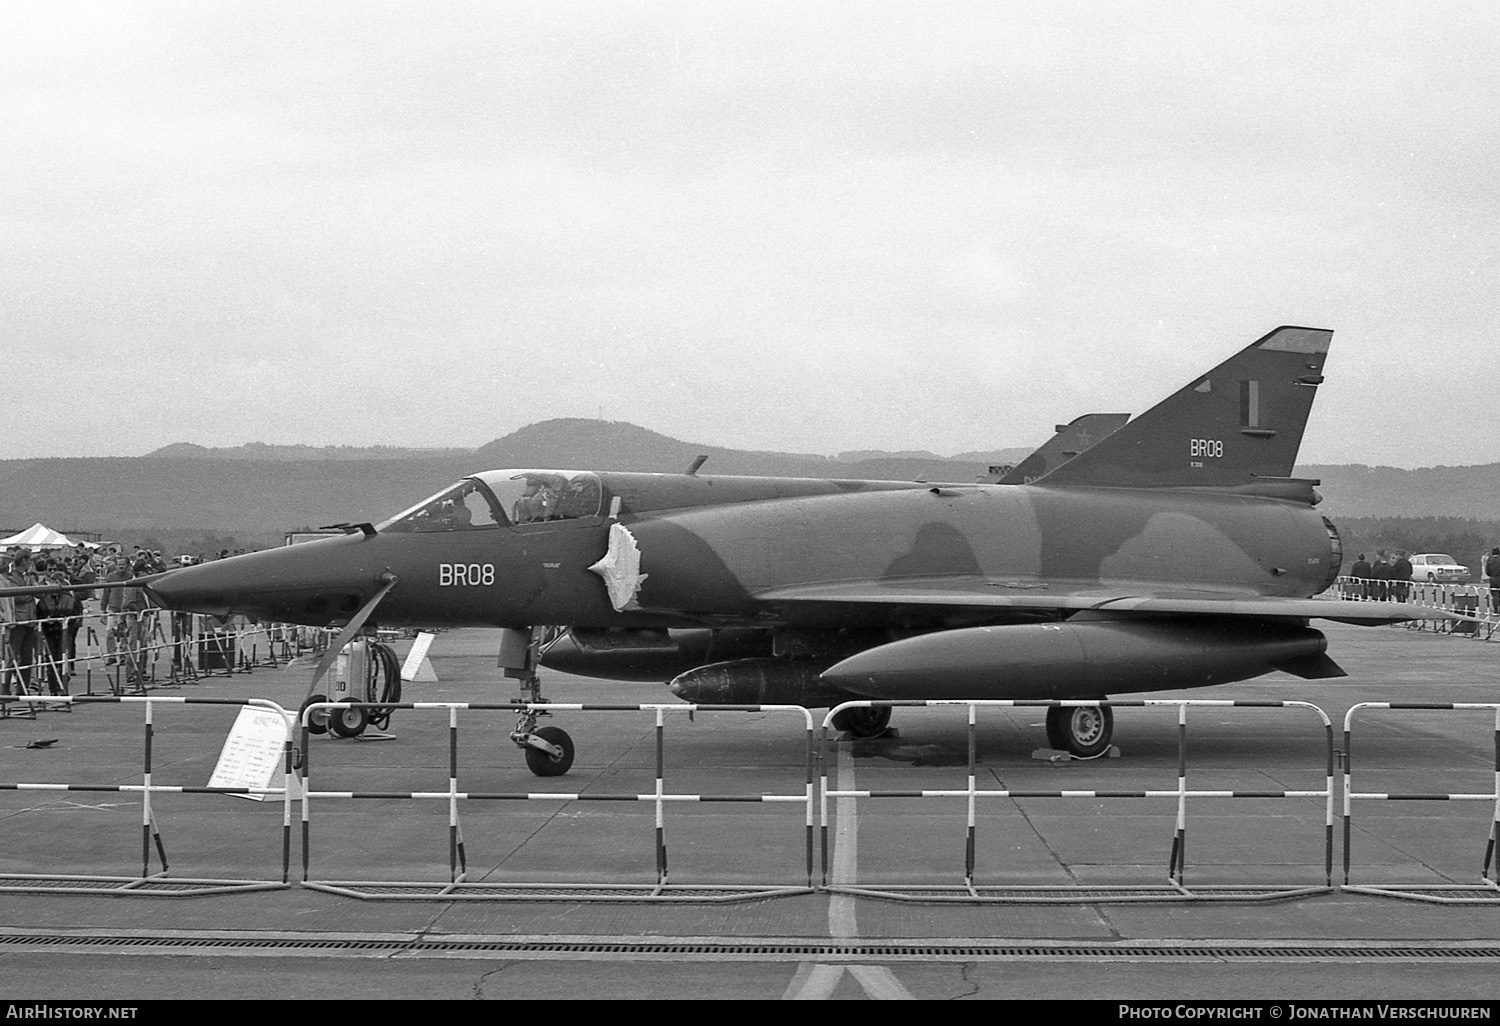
[377,470,603,533]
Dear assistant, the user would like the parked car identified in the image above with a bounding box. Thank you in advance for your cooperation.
[1408,553,1469,582]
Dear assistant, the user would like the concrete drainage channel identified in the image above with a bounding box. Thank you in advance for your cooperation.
[2,931,1500,962]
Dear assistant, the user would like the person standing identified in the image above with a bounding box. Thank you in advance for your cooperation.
[65,557,95,677]
[101,553,130,666]
[1349,553,1372,600]
[0,556,18,695]
[34,566,79,695]
[116,561,151,687]
[1486,548,1500,616]
[5,555,39,694]
[1391,551,1413,604]
[1371,551,1392,602]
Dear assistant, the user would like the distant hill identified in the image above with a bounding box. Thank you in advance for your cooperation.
[476,418,827,474]
[145,442,474,460]
[2,420,1496,536]
[473,418,1030,480]
[141,420,1031,479]
[1297,464,1500,520]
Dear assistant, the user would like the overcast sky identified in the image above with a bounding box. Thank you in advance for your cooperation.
[3,1,1495,467]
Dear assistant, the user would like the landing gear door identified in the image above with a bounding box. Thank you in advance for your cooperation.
[499,626,538,680]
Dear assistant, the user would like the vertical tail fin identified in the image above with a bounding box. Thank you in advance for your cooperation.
[994,413,1130,484]
[1036,325,1332,489]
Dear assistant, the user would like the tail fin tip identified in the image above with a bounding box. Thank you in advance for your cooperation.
[1256,325,1332,355]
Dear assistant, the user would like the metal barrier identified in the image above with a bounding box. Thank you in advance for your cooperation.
[1,608,330,700]
[8,679,1500,905]
[183,615,325,678]
[2,609,93,700]
[819,699,1335,903]
[0,696,294,895]
[1402,583,1491,638]
[297,701,817,902]
[1342,702,1500,903]
[1333,576,1497,639]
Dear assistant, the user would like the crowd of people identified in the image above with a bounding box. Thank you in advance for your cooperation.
[0,543,183,696]
[1344,551,1415,602]
[1343,548,1500,613]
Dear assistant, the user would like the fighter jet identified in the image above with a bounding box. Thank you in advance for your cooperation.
[13,326,1441,775]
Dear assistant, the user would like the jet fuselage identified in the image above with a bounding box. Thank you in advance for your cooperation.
[147,475,1339,634]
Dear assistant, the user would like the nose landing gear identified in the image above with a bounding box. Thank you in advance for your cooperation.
[504,626,575,777]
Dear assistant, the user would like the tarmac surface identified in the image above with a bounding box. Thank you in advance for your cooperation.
[2,618,1499,1001]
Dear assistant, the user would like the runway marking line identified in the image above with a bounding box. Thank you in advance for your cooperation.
[784,743,914,1000]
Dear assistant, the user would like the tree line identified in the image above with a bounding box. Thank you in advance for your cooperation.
[1335,517,1500,578]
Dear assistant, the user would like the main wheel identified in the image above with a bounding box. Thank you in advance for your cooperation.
[830,705,893,739]
[524,725,575,777]
[299,693,331,736]
[328,705,369,739]
[1045,704,1114,758]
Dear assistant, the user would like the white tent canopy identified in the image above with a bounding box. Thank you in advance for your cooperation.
[0,523,96,550]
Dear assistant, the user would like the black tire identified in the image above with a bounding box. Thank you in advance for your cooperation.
[329,705,369,739]
[299,693,331,736]
[830,705,893,739]
[1045,704,1114,758]
[524,725,575,777]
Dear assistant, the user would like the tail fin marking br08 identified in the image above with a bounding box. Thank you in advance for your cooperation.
[1035,325,1332,490]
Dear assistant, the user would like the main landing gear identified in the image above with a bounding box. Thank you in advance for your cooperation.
[1044,703,1114,759]
[830,705,893,739]
[505,627,575,777]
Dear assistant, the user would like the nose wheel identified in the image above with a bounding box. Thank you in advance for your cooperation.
[508,653,576,776]
[519,724,575,776]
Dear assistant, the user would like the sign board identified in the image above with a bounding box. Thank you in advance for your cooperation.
[401,631,438,682]
[209,706,301,802]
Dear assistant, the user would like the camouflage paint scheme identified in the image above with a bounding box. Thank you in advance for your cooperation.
[989,412,1130,485]
[110,328,1442,746]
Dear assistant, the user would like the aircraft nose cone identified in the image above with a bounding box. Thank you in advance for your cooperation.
[146,539,386,624]
[146,559,244,616]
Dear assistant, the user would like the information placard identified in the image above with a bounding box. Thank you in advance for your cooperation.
[209,706,300,802]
